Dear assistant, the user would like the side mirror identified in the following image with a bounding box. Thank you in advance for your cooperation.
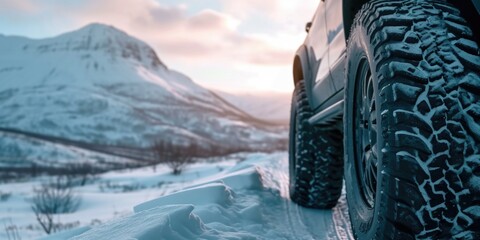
[305,22,312,33]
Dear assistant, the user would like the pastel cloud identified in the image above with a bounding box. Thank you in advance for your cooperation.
[187,10,239,31]
[219,0,279,19]
[0,0,318,92]
[220,0,316,24]
[0,0,37,13]
[53,0,299,66]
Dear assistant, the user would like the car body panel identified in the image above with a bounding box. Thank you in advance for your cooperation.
[304,1,337,110]
[293,45,316,107]
[326,0,347,92]
[296,0,479,117]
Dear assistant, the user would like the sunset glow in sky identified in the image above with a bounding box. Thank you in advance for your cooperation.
[0,0,318,93]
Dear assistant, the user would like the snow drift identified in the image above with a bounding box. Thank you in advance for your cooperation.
[38,153,353,240]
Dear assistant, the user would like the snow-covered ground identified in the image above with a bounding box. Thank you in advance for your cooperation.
[0,152,353,240]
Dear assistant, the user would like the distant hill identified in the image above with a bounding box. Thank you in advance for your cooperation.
[216,91,291,125]
[0,23,287,167]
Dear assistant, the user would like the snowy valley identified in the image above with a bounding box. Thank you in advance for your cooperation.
[0,23,288,171]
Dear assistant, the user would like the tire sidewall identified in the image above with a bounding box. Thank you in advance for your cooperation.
[289,89,298,196]
[345,22,387,239]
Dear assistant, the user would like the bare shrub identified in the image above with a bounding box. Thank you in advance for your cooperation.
[53,221,80,233]
[64,162,98,186]
[3,218,21,240]
[0,191,12,202]
[90,219,102,226]
[0,171,20,183]
[98,180,145,193]
[31,176,81,234]
[150,141,199,175]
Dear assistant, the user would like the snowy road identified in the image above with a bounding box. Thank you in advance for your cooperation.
[60,153,354,240]
[251,153,354,240]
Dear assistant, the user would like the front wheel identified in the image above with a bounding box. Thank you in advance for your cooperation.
[344,1,480,239]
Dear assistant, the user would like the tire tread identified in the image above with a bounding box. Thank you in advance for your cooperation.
[346,0,480,239]
[289,80,344,209]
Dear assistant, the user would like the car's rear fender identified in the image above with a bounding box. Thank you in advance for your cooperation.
[293,45,310,86]
[293,45,315,106]
[342,0,369,41]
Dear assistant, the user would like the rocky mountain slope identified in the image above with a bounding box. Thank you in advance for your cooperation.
[0,23,286,167]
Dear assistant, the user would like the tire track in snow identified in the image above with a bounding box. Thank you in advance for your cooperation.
[331,190,354,240]
[256,154,354,240]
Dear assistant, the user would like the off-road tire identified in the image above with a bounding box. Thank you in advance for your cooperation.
[344,0,480,239]
[289,80,343,208]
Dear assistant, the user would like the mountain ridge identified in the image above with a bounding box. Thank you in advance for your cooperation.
[0,23,287,167]
[1,23,165,69]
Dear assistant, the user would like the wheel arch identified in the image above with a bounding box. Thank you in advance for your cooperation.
[343,0,369,41]
[292,46,309,87]
[293,55,304,87]
[292,45,316,108]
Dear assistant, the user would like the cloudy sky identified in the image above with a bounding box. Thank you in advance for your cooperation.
[0,0,318,93]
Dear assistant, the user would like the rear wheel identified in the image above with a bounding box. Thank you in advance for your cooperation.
[345,1,480,239]
[289,80,343,208]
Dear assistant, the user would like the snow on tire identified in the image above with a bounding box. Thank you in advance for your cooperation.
[344,0,480,239]
[289,80,344,209]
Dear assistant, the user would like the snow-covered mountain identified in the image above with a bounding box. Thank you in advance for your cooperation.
[216,91,291,124]
[0,23,286,166]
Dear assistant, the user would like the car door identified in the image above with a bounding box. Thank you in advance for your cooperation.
[326,0,347,91]
[305,1,336,111]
